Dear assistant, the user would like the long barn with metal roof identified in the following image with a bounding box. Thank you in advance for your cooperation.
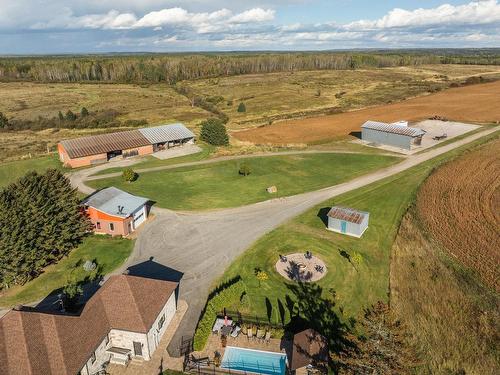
[361,120,425,150]
[58,123,195,168]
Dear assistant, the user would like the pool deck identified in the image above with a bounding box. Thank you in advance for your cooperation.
[192,332,292,365]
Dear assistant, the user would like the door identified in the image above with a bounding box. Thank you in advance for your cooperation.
[133,341,142,357]
[340,221,347,234]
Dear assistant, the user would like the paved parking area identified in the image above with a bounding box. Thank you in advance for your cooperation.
[152,144,202,160]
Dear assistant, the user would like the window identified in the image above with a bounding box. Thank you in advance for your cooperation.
[90,352,96,364]
[96,222,101,230]
[158,314,165,330]
[109,223,114,231]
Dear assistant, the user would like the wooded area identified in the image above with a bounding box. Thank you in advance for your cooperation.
[1,50,499,84]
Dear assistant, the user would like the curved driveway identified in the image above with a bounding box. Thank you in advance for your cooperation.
[76,127,498,357]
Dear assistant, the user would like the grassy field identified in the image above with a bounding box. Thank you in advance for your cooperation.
[0,235,134,308]
[0,153,64,189]
[2,64,500,160]
[183,65,500,130]
[214,132,499,327]
[87,153,399,210]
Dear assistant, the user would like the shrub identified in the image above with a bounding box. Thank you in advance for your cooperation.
[122,168,138,182]
[0,112,9,129]
[199,118,229,146]
[237,102,246,113]
[65,110,76,121]
[239,162,251,176]
[193,279,245,351]
[80,107,89,117]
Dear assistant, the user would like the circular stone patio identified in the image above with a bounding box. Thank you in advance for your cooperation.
[275,253,327,282]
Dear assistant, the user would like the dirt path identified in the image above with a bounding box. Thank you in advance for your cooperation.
[234,80,500,144]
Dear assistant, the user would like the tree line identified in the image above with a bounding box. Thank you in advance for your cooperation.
[0,107,147,131]
[1,50,498,84]
[0,170,91,288]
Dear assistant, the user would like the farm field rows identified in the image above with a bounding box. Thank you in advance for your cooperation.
[87,152,399,210]
[416,138,500,290]
[234,80,500,145]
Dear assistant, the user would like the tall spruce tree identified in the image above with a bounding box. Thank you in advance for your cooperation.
[0,169,91,288]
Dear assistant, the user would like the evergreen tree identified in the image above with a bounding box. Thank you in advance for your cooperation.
[0,169,91,288]
[0,112,9,129]
[80,107,89,117]
[237,102,246,113]
[58,111,64,122]
[199,118,229,146]
[65,110,76,121]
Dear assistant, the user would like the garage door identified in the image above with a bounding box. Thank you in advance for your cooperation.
[133,207,146,228]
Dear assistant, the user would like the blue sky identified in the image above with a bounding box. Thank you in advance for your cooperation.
[0,1,499,54]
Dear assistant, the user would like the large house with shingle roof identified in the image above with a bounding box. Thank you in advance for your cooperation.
[0,275,178,375]
[58,123,195,168]
[327,206,369,238]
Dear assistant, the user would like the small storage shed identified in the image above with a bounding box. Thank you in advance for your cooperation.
[361,120,425,150]
[327,206,369,238]
[82,187,150,236]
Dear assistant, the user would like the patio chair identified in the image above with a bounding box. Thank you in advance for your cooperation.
[231,325,241,338]
[247,327,253,340]
[256,328,265,341]
[279,254,287,262]
[264,330,271,343]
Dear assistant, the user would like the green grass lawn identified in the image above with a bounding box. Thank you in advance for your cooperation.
[87,153,399,210]
[0,235,134,308]
[216,132,499,326]
[0,153,64,189]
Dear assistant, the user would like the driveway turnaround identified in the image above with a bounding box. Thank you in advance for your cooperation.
[113,126,497,357]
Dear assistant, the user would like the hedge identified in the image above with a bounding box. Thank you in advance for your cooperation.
[193,279,245,351]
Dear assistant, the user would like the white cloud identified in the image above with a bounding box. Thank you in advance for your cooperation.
[228,8,275,23]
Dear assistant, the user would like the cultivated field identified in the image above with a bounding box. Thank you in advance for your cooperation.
[234,80,500,144]
[416,139,500,290]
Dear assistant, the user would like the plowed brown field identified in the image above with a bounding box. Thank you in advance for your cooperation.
[417,139,500,290]
[234,80,500,144]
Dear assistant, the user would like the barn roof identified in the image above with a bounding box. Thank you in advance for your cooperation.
[0,275,178,375]
[290,329,329,370]
[327,206,368,224]
[59,123,194,159]
[82,187,149,218]
[139,123,195,144]
[60,129,150,159]
[361,120,425,137]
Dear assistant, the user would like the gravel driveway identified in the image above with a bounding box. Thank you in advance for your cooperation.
[115,126,497,357]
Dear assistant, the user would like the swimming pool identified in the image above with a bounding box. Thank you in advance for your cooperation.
[221,346,287,375]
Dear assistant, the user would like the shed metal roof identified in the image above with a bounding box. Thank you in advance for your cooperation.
[60,129,150,159]
[82,187,149,218]
[139,123,195,144]
[361,120,425,137]
[327,206,368,224]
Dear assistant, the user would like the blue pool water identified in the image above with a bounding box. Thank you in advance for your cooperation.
[221,346,287,375]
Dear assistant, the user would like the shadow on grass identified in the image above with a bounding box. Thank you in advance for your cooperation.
[317,207,331,227]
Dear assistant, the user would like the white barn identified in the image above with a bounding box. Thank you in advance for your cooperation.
[327,206,369,238]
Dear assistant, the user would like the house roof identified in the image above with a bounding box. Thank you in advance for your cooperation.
[290,329,329,370]
[327,206,368,225]
[60,123,194,159]
[361,120,425,137]
[0,275,178,375]
[139,123,195,144]
[82,187,149,218]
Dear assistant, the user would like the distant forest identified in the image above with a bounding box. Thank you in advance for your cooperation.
[1,50,499,84]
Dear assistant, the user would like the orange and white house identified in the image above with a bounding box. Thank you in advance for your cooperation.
[82,187,150,236]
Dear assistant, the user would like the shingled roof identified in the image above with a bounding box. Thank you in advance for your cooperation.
[0,275,178,375]
[327,206,368,224]
[361,120,425,137]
